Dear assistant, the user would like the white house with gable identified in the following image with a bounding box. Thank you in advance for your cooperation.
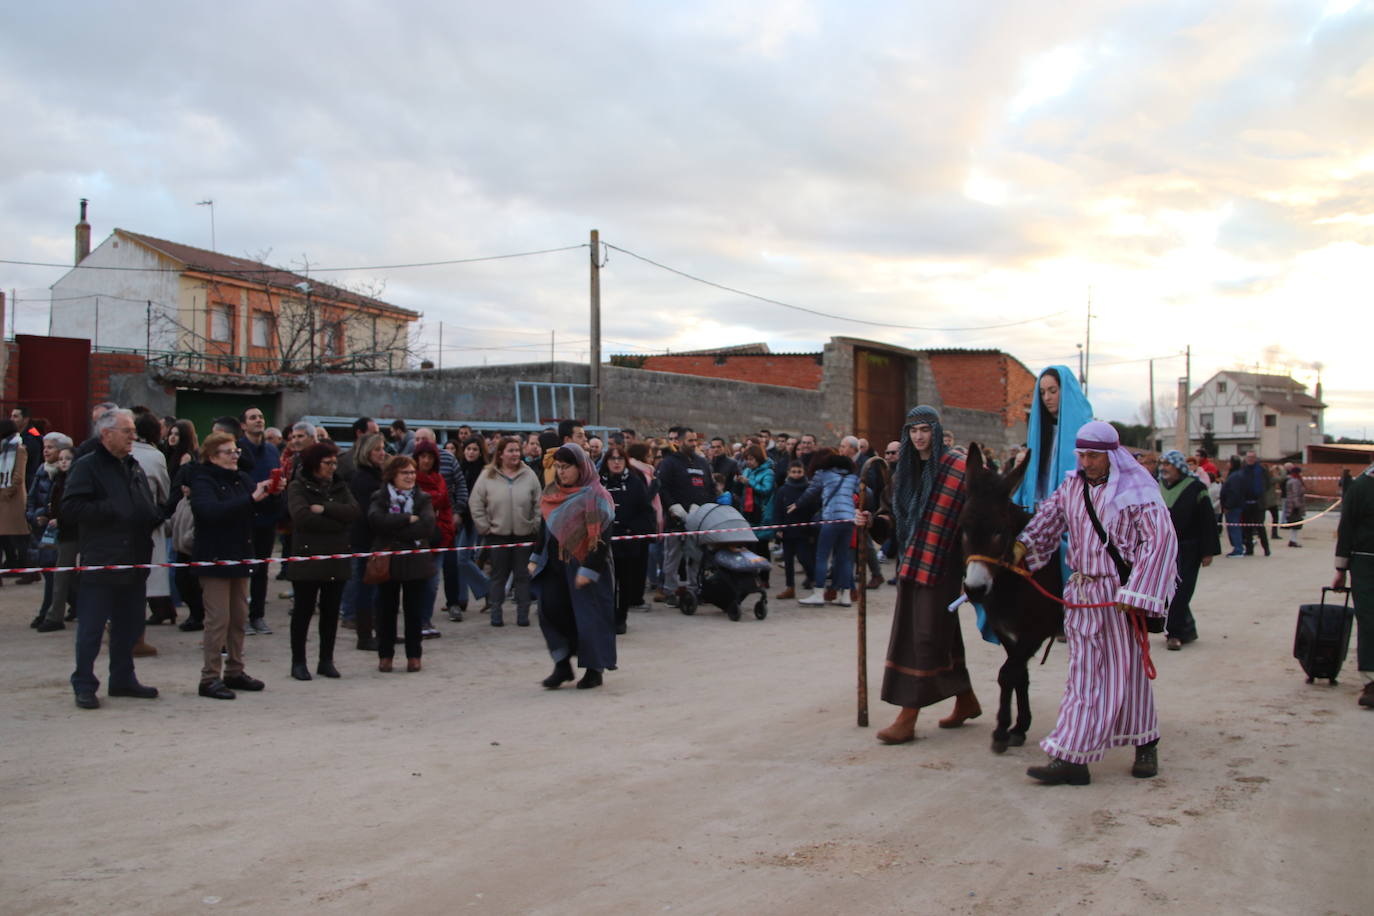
[1186,370,1325,461]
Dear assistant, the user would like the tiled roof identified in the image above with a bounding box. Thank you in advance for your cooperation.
[114,230,419,319]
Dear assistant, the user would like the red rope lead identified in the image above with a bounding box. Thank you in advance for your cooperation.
[1128,610,1158,680]
[965,553,1158,680]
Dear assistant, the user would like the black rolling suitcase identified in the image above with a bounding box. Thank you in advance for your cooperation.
[1293,587,1354,685]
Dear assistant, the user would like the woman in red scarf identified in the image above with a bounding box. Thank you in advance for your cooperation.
[529,443,617,689]
[413,440,455,639]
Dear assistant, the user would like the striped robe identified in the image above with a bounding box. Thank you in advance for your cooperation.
[1018,474,1178,764]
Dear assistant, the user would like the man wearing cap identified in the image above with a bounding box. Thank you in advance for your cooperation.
[1014,420,1178,785]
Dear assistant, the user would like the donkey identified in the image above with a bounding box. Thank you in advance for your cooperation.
[958,443,1065,754]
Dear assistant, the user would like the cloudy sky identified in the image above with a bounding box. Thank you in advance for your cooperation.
[3,1,1370,436]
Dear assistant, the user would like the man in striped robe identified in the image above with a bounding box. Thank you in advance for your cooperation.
[1015,420,1178,785]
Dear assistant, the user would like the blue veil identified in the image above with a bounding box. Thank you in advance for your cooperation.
[1013,365,1093,511]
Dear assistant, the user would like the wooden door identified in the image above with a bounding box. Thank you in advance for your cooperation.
[853,349,906,445]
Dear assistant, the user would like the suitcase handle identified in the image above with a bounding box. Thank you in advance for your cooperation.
[1321,587,1352,608]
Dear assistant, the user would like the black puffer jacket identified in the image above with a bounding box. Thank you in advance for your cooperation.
[600,466,656,538]
[61,443,163,585]
[367,485,436,581]
[286,471,360,582]
[188,461,258,579]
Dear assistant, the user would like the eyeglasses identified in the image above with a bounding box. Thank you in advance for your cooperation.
[217,447,241,456]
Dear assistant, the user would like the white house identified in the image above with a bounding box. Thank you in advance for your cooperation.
[1185,370,1324,460]
[49,202,420,376]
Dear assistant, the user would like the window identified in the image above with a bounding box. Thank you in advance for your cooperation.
[210,305,233,342]
[1217,380,1228,393]
[1264,414,1277,428]
[1232,411,1247,427]
[320,323,342,358]
[251,312,273,348]
[1200,412,1214,430]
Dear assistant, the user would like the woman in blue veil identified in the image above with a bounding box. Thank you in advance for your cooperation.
[1013,366,1093,512]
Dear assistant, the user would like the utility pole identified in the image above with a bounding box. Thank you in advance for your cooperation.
[1176,345,1191,453]
[1083,286,1094,396]
[1148,358,1156,450]
[589,229,602,425]
[438,321,443,370]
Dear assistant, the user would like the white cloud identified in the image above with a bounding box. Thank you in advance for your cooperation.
[0,0,1369,435]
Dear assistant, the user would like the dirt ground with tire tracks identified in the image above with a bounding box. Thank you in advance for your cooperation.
[0,512,1364,915]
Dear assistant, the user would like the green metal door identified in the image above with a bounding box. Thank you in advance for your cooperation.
[174,390,280,440]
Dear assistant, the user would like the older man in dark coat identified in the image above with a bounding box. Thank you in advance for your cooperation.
[63,409,165,709]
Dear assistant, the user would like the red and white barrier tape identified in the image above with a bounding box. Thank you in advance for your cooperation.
[1,518,855,575]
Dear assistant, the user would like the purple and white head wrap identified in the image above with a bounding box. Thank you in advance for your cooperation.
[1074,420,1165,521]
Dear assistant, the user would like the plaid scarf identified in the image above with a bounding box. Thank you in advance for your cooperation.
[897,450,967,586]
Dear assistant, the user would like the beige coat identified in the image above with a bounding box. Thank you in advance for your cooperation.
[0,442,28,536]
[469,464,542,537]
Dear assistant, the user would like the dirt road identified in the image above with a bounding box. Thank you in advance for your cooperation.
[1,514,1364,915]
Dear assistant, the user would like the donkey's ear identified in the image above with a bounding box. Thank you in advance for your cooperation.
[1002,447,1031,494]
[966,441,984,475]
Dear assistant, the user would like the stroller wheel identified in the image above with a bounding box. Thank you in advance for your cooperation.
[726,602,741,622]
[678,592,697,616]
[754,598,768,620]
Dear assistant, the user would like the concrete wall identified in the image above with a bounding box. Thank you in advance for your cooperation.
[602,365,821,438]
[278,360,824,439]
[107,370,177,417]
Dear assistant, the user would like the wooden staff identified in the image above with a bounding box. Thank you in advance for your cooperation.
[856,478,869,728]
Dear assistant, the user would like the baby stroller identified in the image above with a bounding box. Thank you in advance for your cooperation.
[676,503,770,621]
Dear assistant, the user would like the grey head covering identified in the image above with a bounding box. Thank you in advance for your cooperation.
[1160,449,1192,480]
[892,405,947,549]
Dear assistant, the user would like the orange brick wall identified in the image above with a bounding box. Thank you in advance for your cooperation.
[927,353,1035,427]
[638,354,823,390]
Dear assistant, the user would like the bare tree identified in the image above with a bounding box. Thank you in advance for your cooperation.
[148,269,418,376]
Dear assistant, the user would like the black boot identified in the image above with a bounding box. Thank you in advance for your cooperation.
[1132,739,1159,778]
[146,596,177,625]
[291,662,312,681]
[1027,757,1091,785]
[542,658,574,690]
[316,659,340,678]
[355,606,377,651]
[576,668,603,690]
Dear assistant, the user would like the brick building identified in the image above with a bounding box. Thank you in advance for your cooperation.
[49,201,419,376]
[926,349,1037,431]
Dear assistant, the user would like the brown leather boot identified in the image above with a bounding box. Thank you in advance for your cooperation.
[938,690,982,728]
[876,707,919,744]
[774,587,795,600]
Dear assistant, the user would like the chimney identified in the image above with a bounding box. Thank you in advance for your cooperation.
[74,198,91,265]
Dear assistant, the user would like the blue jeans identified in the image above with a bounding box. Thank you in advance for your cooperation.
[814,522,855,592]
[342,556,378,622]
[447,528,489,607]
[648,540,663,590]
[71,580,146,694]
[422,567,441,627]
[1224,508,1244,553]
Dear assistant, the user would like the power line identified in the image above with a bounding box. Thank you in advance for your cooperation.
[0,244,587,274]
[602,242,1069,332]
